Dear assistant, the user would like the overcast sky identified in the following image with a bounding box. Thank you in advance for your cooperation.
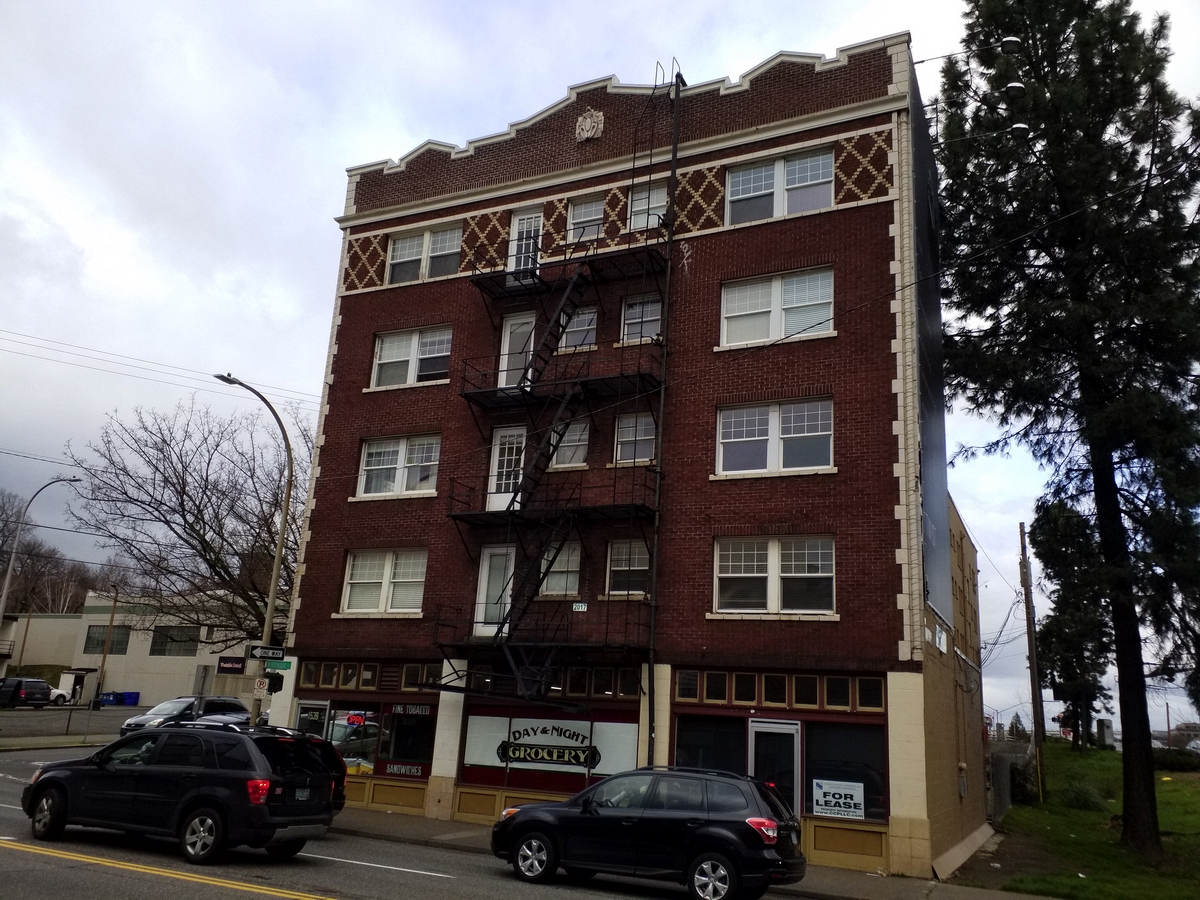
[2,0,1197,731]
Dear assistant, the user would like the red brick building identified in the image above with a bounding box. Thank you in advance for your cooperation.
[286,31,988,876]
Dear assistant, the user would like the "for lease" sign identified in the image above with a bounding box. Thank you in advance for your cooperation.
[812,779,865,820]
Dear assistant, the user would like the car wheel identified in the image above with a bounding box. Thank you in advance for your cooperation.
[265,840,307,860]
[179,807,225,864]
[31,788,67,841]
[512,831,557,883]
[54,696,66,706]
[565,867,597,881]
[687,852,738,900]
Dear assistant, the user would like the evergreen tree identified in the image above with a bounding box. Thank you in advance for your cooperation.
[939,0,1200,854]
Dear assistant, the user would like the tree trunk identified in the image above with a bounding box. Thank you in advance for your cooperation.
[1089,440,1161,855]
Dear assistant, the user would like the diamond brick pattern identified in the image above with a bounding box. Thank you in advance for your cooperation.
[601,187,627,247]
[542,198,567,252]
[461,210,511,272]
[343,234,387,291]
[674,167,725,235]
[835,130,893,204]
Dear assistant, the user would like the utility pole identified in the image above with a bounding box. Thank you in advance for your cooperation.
[1166,702,1171,749]
[95,586,120,705]
[1019,522,1046,800]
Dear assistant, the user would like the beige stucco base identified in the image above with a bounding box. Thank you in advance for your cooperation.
[424,774,456,820]
[932,821,993,880]
[451,785,570,825]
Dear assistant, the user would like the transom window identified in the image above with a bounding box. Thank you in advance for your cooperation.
[721,269,832,345]
[629,183,668,230]
[551,420,589,468]
[388,226,462,283]
[358,435,441,495]
[623,296,662,342]
[714,537,834,613]
[541,542,582,595]
[727,149,834,224]
[343,549,428,613]
[717,400,832,473]
[616,412,655,462]
[560,307,597,349]
[609,540,650,594]
[373,327,452,387]
[569,197,605,243]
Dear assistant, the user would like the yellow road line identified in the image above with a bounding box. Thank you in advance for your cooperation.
[0,840,337,900]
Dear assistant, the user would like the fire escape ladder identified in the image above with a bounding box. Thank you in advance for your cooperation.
[518,264,589,391]
[506,386,584,512]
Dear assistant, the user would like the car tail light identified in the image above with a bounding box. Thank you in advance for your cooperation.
[746,817,778,845]
[246,779,271,805]
[19,690,26,698]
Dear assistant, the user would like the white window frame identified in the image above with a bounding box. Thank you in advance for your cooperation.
[341,548,428,615]
[628,182,668,231]
[621,295,662,344]
[387,225,463,284]
[559,306,597,351]
[607,540,650,595]
[550,419,589,469]
[615,412,655,463]
[357,434,441,497]
[475,545,514,636]
[371,327,452,388]
[715,401,832,475]
[540,542,582,596]
[568,197,605,244]
[508,208,543,274]
[720,269,833,347]
[488,426,526,510]
[726,149,834,224]
[713,537,834,614]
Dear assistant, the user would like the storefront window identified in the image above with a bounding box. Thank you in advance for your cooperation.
[804,722,886,821]
[375,702,437,779]
[675,714,746,773]
[329,703,381,775]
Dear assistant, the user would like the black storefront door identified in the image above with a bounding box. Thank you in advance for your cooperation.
[749,720,800,816]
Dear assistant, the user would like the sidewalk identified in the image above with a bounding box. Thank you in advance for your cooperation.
[0,734,119,753]
[329,806,1053,900]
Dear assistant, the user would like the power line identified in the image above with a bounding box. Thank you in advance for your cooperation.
[0,447,82,468]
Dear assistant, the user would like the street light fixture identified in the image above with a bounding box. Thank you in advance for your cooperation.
[214,372,295,724]
[0,476,82,673]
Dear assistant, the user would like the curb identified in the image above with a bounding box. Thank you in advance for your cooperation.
[327,825,493,855]
[0,741,112,753]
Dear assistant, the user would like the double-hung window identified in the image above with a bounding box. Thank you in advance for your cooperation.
[714,537,834,613]
[717,400,832,473]
[629,183,668,230]
[727,149,834,224]
[721,269,832,345]
[622,296,661,342]
[608,540,650,594]
[560,307,597,349]
[509,210,542,273]
[359,435,440,496]
[541,542,581,595]
[342,549,427,613]
[387,226,462,284]
[551,420,589,468]
[372,327,452,386]
[616,413,655,462]
[568,197,604,243]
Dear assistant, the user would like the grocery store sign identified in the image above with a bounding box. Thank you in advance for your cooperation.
[464,716,637,776]
[812,779,865,820]
[497,723,601,768]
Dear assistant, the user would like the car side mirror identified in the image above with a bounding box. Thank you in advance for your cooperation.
[581,795,594,815]
[90,752,105,766]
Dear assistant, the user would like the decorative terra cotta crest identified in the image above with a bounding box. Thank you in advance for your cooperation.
[575,107,604,143]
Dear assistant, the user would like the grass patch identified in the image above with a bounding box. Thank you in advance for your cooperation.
[955,739,1200,900]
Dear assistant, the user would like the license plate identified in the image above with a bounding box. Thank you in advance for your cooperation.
[295,787,310,801]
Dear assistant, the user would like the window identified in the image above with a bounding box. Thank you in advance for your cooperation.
[83,624,130,655]
[319,662,338,688]
[858,677,885,710]
[157,734,204,767]
[149,626,200,657]
[676,670,700,701]
[560,307,597,349]
[733,673,757,704]
[300,662,318,687]
[704,671,728,702]
[551,420,589,468]
[541,542,581,595]
[509,210,542,273]
[622,296,661,342]
[675,714,746,773]
[360,664,379,689]
[763,673,788,706]
[566,667,589,696]
[342,549,428,613]
[727,149,834,224]
[717,400,832,473]
[568,197,604,242]
[825,676,852,708]
[794,674,819,707]
[591,668,614,697]
[616,413,655,462]
[372,327,452,387]
[358,435,441,495]
[721,269,833,345]
[388,226,462,283]
[629,183,668,230]
[608,540,649,594]
[649,775,706,812]
[714,537,834,613]
[618,668,640,698]
[805,723,887,821]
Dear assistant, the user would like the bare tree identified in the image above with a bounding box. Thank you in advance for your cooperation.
[66,400,312,648]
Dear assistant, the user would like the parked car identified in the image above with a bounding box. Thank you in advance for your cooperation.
[120,696,248,735]
[49,687,71,706]
[491,766,806,900]
[21,722,338,863]
[0,677,51,708]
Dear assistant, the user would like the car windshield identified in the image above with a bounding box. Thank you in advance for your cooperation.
[146,698,194,716]
[253,737,330,776]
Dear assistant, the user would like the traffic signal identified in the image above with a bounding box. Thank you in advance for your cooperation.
[265,672,285,694]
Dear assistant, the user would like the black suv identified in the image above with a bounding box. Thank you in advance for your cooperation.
[491,767,805,900]
[21,723,339,863]
[0,677,52,708]
[120,696,248,735]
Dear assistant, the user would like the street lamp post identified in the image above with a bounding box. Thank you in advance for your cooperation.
[214,373,294,724]
[0,476,82,675]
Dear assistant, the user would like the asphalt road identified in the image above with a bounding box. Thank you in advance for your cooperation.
[0,748,689,900]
